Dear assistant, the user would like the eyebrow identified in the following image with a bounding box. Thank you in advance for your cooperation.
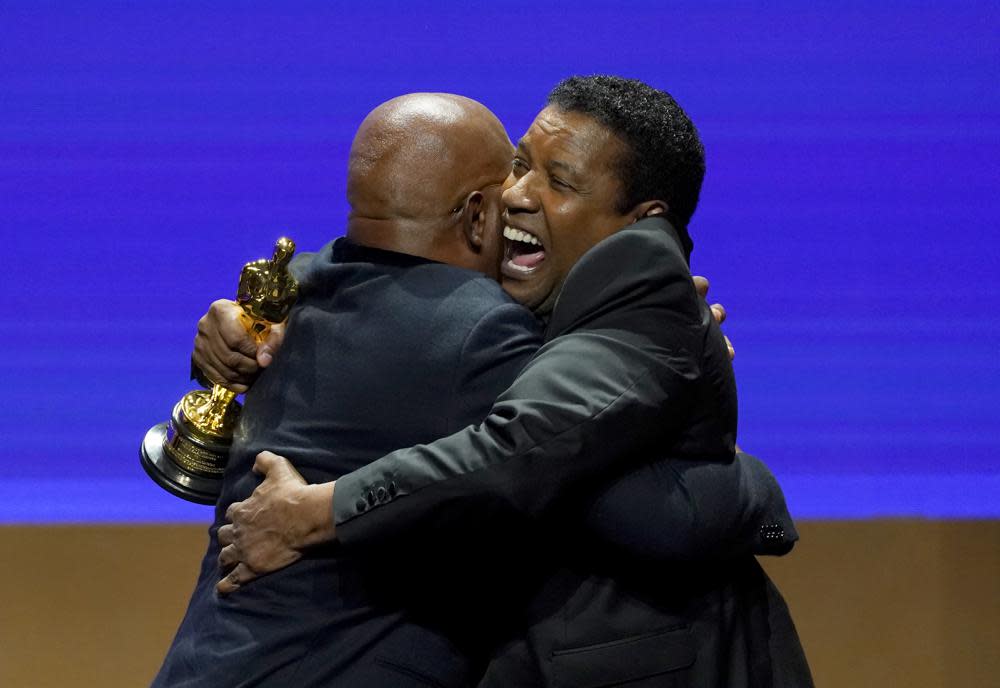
[515,139,579,177]
[548,159,577,175]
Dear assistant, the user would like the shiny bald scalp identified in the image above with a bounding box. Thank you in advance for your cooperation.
[347,93,512,223]
[343,94,514,276]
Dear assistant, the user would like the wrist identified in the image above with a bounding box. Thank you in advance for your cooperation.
[298,481,337,547]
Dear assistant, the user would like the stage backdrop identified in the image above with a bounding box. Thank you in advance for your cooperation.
[2,1,997,522]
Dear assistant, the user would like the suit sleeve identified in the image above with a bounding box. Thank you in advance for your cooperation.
[582,451,799,561]
[334,223,713,548]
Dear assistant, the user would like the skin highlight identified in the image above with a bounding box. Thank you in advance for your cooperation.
[345,93,514,280]
[499,106,665,315]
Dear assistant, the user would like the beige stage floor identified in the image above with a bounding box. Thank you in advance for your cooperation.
[2,520,997,687]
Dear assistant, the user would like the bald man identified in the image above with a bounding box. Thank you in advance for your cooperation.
[161,90,802,687]
[151,94,536,687]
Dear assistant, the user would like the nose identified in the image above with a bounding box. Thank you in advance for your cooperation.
[501,170,539,214]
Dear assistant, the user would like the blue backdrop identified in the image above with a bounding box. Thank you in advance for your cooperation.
[3,1,998,522]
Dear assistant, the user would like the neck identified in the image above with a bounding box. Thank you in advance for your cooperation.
[346,215,464,265]
[346,216,429,258]
[346,214,489,277]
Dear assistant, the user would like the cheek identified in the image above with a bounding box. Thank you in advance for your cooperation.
[563,216,621,268]
[546,199,583,247]
[561,211,602,249]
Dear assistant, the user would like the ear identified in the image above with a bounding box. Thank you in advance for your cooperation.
[629,199,668,223]
[460,190,486,251]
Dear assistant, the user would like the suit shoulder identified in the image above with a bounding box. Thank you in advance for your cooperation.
[417,270,541,427]
[394,264,540,356]
[424,266,525,321]
[582,217,688,276]
[548,218,697,336]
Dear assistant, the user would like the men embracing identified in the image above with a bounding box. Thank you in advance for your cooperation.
[153,76,811,688]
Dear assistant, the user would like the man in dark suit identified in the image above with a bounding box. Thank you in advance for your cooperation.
[152,93,545,687]
[190,79,811,686]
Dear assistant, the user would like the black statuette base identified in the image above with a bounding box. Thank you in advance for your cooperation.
[140,422,223,505]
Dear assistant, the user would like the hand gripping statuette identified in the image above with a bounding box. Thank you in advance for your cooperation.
[140,237,299,504]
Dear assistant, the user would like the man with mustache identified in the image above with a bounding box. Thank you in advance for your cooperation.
[165,78,809,687]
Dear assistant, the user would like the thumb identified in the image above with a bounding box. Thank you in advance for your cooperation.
[253,451,305,483]
[253,451,281,476]
[257,322,286,368]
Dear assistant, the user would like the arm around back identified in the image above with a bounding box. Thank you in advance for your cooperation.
[334,219,723,548]
[583,451,798,562]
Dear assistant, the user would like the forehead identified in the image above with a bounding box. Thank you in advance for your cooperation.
[520,106,624,174]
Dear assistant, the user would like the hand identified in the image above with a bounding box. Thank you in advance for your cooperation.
[692,276,734,360]
[216,451,336,594]
[193,300,287,393]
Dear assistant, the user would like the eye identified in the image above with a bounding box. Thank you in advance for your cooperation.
[511,157,528,174]
[550,176,573,191]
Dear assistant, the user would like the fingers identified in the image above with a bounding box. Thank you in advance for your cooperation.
[695,279,731,357]
[218,543,240,569]
[703,297,731,358]
[710,302,727,325]
[218,523,235,547]
[193,357,249,394]
[202,303,258,366]
[215,302,258,359]
[193,300,260,391]
[194,336,255,389]
[692,275,709,299]
[217,562,256,595]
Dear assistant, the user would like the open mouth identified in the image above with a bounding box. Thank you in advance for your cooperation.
[502,226,546,278]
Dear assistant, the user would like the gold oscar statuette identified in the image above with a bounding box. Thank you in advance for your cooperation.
[140,237,299,504]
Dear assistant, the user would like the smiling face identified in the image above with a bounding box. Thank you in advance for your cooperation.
[499,106,640,315]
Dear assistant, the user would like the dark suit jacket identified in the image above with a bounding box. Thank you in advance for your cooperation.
[152,239,542,688]
[333,218,813,687]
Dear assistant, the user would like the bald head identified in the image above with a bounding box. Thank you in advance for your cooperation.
[347,93,512,223]
[343,93,514,277]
